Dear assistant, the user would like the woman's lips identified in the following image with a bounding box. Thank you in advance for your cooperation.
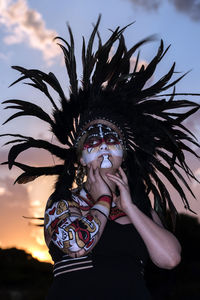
[98,153,110,158]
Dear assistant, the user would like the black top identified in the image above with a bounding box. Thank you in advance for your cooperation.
[47,219,151,300]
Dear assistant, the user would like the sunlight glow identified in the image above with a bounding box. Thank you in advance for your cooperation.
[31,248,52,263]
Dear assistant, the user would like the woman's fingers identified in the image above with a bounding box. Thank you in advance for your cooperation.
[94,167,100,179]
[118,167,128,184]
[107,174,125,187]
[88,165,95,183]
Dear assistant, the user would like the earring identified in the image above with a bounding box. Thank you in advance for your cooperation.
[75,164,87,190]
[80,157,87,167]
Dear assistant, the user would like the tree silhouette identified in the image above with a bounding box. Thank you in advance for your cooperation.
[0,247,52,300]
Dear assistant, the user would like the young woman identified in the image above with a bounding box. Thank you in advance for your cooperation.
[2,16,199,300]
[44,120,181,299]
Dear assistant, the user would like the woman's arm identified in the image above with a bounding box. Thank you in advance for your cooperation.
[44,166,112,258]
[107,167,181,270]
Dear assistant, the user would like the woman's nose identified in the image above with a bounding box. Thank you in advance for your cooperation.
[100,143,108,150]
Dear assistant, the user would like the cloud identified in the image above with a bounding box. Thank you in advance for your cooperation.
[0,140,58,169]
[0,174,54,259]
[0,176,34,248]
[0,186,11,196]
[127,0,161,10]
[168,0,200,21]
[25,176,55,249]
[193,167,200,187]
[128,0,200,21]
[127,0,162,10]
[0,0,60,64]
[0,52,9,61]
[184,109,200,141]
[0,187,6,196]
[0,176,29,208]
[0,144,57,262]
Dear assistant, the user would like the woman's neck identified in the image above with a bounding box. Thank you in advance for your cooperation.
[99,168,117,193]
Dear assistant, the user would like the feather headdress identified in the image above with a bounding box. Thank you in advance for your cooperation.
[1,16,200,223]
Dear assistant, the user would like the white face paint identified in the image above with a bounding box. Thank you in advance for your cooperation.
[81,124,123,169]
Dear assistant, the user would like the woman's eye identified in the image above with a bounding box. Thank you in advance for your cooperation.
[86,137,101,147]
[108,138,115,143]
[105,135,118,144]
[91,140,98,145]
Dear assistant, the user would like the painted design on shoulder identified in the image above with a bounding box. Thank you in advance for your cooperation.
[72,190,93,210]
[44,200,70,234]
[52,215,101,253]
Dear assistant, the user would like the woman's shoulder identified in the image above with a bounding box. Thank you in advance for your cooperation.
[45,189,79,210]
[45,186,93,211]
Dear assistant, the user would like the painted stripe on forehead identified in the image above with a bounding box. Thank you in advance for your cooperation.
[86,123,119,138]
[87,123,112,133]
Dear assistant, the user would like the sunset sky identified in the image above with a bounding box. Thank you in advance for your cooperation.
[0,0,200,263]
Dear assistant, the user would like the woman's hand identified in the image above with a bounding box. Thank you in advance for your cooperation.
[86,165,112,202]
[107,167,132,212]
[109,168,182,269]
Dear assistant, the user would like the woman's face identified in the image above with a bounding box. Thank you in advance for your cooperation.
[80,123,123,170]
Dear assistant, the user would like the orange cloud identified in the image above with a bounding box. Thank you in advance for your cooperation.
[0,175,54,262]
[0,0,60,64]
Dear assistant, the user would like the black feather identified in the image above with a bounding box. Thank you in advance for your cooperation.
[1,17,200,221]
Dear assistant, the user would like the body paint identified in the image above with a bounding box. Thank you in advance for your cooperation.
[100,154,112,168]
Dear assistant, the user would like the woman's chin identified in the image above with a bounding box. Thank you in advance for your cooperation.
[100,166,116,174]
